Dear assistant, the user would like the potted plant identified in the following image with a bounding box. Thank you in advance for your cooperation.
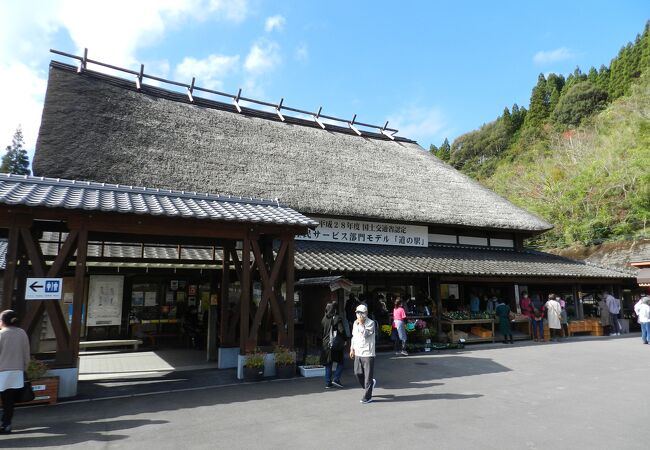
[25,358,59,405]
[298,354,325,378]
[243,349,266,382]
[273,346,296,378]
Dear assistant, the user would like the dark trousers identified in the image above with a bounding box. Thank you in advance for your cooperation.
[1,388,19,426]
[353,356,375,401]
[610,313,621,334]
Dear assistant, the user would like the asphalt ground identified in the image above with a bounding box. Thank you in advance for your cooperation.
[2,334,649,449]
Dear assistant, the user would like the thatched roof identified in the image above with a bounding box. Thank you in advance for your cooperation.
[33,62,552,233]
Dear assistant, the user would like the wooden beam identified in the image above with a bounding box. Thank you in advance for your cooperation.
[69,227,88,360]
[1,226,20,310]
[248,239,288,344]
[220,244,232,345]
[239,237,251,354]
[18,228,47,277]
[285,237,295,349]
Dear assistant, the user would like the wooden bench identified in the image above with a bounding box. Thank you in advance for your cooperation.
[79,339,143,351]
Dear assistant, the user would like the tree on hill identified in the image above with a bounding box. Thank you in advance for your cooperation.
[523,74,550,129]
[0,127,31,175]
[430,138,451,161]
[551,81,608,127]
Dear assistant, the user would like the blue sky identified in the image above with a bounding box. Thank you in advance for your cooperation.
[0,1,647,160]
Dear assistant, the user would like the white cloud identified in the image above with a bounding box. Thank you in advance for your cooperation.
[294,43,309,62]
[533,47,575,65]
[0,0,251,158]
[244,42,281,74]
[387,106,447,144]
[265,15,285,32]
[0,62,48,158]
[175,54,239,90]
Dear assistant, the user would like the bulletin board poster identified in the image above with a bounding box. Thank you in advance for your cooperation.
[87,275,124,326]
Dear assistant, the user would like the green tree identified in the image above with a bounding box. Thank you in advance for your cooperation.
[437,138,451,161]
[0,127,31,175]
[523,74,550,129]
[551,81,608,127]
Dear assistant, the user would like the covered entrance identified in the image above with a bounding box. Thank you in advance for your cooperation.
[0,174,316,395]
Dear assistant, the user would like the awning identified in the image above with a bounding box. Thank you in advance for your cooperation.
[295,276,353,292]
[294,241,634,279]
[637,268,650,286]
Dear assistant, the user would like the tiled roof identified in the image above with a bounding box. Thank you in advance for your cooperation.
[0,174,318,228]
[294,241,634,279]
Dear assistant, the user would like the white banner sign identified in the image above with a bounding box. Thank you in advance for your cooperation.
[87,275,124,326]
[297,217,428,247]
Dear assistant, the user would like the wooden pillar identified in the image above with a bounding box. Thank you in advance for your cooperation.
[239,237,251,354]
[69,228,88,362]
[433,277,442,338]
[285,237,295,349]
[219,245,231,345]
[1,226,20,310]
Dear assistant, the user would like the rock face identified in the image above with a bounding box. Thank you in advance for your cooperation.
[550,239,650,275]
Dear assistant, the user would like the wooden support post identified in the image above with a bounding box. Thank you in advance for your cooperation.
[285,237,295,349]
[434,277,442,338]
[1,227,20,310]
[219,244,232,345]
[239,237,251,354]
[69,228,88,362]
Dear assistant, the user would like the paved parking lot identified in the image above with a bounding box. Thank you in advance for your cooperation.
[3,334,649,449]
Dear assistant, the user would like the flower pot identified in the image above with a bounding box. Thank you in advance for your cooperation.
[275,364,296,379]
[243,366,265,382]
[298,365,325,378]
[6,376,59,406]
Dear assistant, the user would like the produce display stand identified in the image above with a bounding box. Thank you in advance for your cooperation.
[441,318,495,343]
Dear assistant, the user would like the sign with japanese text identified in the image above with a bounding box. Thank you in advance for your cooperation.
[297,217,428,247]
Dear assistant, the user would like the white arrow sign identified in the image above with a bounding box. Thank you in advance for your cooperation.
[25,278,63,300]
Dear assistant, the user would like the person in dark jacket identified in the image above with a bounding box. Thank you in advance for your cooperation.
[321,302,346,389]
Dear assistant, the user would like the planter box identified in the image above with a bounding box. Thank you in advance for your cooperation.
[299,365,325,378]
[275,364,296,379]
[243,366,265,382]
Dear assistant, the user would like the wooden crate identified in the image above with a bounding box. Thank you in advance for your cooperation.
[470,326,492,338]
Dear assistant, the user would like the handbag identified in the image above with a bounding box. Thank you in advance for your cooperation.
[329,319,345,351]
[17,380,35,403]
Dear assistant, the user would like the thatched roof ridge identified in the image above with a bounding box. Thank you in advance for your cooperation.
[33,62,553,233]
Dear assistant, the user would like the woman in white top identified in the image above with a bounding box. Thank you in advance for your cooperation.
[544,295,562,342]
[0,310,31,434]
[637,297,650,345]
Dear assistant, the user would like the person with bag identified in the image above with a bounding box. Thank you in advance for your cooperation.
[0,310,31,435]
[392,298,408,356]
[321,302,346,389]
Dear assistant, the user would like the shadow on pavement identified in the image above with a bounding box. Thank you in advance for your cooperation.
[0,419,168,447]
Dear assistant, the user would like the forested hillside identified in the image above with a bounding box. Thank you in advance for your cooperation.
[431,21,650,250]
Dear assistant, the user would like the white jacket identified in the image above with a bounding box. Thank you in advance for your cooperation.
[637,304,650,323]
[351,319,376,357]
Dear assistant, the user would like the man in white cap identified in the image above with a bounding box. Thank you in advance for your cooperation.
[350,303,376,404]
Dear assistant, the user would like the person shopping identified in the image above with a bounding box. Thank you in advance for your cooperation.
[495,299,514,344]
[544,294,562,342]
[392,298,408,356]
[0,310,31,435]
[320,302,346,388]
